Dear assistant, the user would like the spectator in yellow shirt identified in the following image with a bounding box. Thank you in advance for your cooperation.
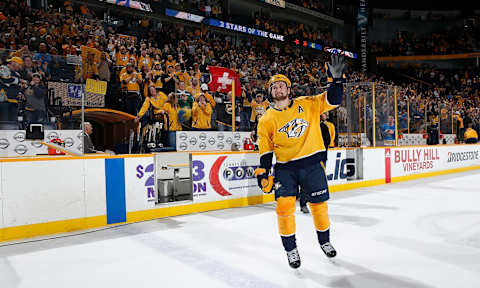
[250,93,269,123]
[464,123,478,144]
[80,4,90,16]
[163,93,182,149]
[190,78,202,97]
[199,83,216,108]
[165,55,176,70]
[115,46,130,68]
[175,63,186,83]
[137,49,152,71]
[120,63,142,115]
[81,52,99,81]
[134,85,168,123]
[456,112,465,142]
[119,57,137,80]
[151,62,163,90]
[192,93,213,130]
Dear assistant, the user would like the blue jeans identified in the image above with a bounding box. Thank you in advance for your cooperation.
[167,131,177,149]
[0,102,18,122]
[240,108,251,131]
[217,123,232,131]
[210,111,216,130]
[24,110,47,124]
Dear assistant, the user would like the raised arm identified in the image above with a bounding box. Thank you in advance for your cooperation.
[325,54,346,106]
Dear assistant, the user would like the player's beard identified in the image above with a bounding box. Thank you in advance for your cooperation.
[273,90,289,102]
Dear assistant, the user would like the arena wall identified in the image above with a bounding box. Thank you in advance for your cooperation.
[1,145,479,243]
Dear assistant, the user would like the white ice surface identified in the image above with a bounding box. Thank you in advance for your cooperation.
[1,170,480,288]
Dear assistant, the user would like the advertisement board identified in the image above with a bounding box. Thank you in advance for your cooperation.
[176,131,251,151]
[100,0,152,12]
[191,149,370,203]
[191,153,263,203]
[165,8,205,23]
[262,0,286,8]
[125,156,157,212]
[0,130,83,157]
[324,149,355,186]
[206,19,285,41]
[389,145,480,178]
[390,147,441,175]
[291,41,357,59]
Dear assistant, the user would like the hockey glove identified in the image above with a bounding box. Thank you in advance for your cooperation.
[255,168,274,194]
[326,54,346,85]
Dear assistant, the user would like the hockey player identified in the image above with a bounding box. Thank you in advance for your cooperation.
[255,54,346,269]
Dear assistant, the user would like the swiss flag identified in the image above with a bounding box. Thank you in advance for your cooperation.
[208,66,241,97]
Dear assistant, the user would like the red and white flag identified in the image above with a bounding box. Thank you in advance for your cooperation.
[208,66,241,97]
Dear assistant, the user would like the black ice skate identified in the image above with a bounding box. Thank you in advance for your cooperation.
[286,248,301,269]
[300,206,310,214]
[320,242,337,258]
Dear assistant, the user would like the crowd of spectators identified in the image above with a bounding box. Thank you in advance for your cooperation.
[1,0,478,147]
[332,67,480,146]
[247,11,347,50]
[0,0,331,132]
[371,27,479,56]
[161,0,331,19]
[158,0,347,51]
[386,64,480,136]
[286,0,330,15]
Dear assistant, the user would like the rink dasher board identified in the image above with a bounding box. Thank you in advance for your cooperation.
[0,130,83,157]
[0,145,480,243]
[385,145,480,181]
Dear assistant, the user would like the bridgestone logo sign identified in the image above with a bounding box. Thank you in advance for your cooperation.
[447,151,479,163]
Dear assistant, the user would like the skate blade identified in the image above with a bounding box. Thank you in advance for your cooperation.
[293,269,305,279]
[326,256,338,265]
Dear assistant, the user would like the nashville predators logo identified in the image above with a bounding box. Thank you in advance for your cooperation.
[278,118,309,138]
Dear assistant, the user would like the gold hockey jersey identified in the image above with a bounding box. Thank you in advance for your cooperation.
[257,92,337,164]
